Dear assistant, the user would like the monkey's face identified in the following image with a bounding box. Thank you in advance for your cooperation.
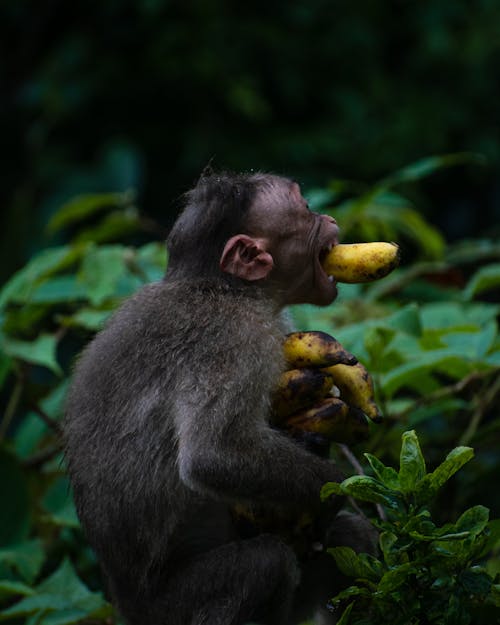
[247,181,340,307]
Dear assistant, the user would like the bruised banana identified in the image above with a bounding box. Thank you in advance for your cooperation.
[323,362,382,423]
[285,397,369,445]
[271,368,335,424]
[322,242,399,284]
[283,331,357,368]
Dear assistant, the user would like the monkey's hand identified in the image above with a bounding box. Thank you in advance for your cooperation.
[284,398,369,447]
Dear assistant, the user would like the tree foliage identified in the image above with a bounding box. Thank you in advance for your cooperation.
[0,162,498,622]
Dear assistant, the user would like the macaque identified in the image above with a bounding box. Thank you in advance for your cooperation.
[64,171,376,625]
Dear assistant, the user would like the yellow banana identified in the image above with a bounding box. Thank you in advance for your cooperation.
[283,331,357,368]
[323,362,382,422]
[271,368,335,423]
[322,242,399,283]
[284,397,369,445]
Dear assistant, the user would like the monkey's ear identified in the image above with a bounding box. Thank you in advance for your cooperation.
[220,235,274,281]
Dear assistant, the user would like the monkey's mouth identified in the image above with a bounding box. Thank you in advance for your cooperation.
[315,242,338,303]
[318,243,336,284]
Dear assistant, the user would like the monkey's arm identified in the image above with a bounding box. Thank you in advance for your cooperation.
[175,386,344,510]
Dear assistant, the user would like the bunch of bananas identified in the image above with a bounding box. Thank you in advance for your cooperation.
[272,331,381,449]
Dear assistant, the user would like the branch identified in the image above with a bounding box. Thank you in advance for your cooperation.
[30,404,62,435]
[337,443,386,521]
[459,371,500,446]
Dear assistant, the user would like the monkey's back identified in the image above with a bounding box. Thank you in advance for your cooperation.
[64,278,284,583]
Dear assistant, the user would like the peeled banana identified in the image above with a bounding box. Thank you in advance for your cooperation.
[285,398,369,445]
[271,368,335,423]
[323,362,382,422]
[283,331,357,368]
[322,242,399,284]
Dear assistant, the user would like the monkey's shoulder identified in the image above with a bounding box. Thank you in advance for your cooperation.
[115,279,284,341]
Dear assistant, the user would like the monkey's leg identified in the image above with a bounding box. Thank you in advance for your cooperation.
[290,511,379,625]
[147,534,300,625]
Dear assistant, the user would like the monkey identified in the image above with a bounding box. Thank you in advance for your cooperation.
[63,171,377,625]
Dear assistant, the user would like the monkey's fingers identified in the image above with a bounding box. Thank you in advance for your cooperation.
[271,368,335,424]
[283,331,357,369]
[285,398,369,446]
[322,362,383,423]
[321,242,400,284]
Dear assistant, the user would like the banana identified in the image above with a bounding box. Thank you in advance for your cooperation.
[284,397,369,445]
[323,362,382,422]
[271,368,335,423]
[322,242,399,283]
[283,331,357,368]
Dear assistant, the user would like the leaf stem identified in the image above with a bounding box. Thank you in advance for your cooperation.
[459,371,500,446]
[0,370,24,440]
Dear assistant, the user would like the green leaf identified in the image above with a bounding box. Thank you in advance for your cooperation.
[328,547,381,581]
[135,242,167,281]
[489,584,500,607]
[378,153,485,188]
[73,209,141,245]
[336,601,354,625]
[77,245,136,305]
[463,263,500,300]
[42,478,80,529]
[0,558,111,621]
[0,351,13,389]
[0,580,35,599]
[364,454,400,490]
[59,308,112,331]
[0,540,44,583]
[381,351,473,397]
[379,532,399,565]
[335,475,400,508]
[420,301,499,329]
[459,569,492,599]
[2,334,62,375]
[27,276,89,304]
[0,449,31,546]
[321,481,344,501]
[46,191,134,234]
[399,430,426,493]
[454,505,489,537]
[0,247,75,308]
[447,238,500,265]
[416,446,474,503]
[439,322,498,360]
[386,304,423,337]
[378,562,417,593]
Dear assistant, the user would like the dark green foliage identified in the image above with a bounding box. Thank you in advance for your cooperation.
[0,165,498,623]
[322,431,500,624]
[2,0,500,286]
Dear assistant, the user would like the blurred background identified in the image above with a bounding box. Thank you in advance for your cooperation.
[2,0,500,284]
[1,3,500,622]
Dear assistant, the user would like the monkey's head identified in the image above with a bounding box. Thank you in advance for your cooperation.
[166,171,339,307]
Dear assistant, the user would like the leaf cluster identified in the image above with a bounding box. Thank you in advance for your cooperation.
[322,431,500,625]
[0,159,498,623]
